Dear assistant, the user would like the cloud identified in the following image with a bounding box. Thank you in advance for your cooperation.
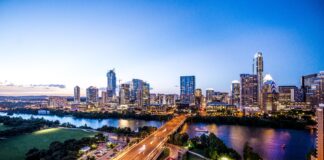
[0,82,69,96]
[30,84,66,89]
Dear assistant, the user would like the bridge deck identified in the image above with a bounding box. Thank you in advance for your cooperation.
[113,115,187,160]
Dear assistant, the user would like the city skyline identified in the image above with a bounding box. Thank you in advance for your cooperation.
[0,0,324,96]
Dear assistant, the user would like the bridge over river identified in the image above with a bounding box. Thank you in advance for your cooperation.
[112,115,187,160]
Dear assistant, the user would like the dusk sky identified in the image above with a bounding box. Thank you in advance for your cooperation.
[0,0,323,96]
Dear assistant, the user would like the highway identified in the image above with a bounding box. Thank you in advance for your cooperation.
[113,115,187,160]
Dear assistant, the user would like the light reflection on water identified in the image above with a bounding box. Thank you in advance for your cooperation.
[182,123,316,160]
[0,112,315,159]
[0,112,164,131]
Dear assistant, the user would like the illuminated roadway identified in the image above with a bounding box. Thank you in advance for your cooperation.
[113,115,187,160]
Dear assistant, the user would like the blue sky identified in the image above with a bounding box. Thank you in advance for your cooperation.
[0,0,323,96]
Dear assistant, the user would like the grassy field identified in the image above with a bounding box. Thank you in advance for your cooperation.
[0,123,11,131]
[0,128,96,160]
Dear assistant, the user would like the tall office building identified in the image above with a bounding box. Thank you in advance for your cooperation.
[278,86,299,103]
[316,104,324,160]
[302,72,324,107]
[180,76,195,104]
[194,88,202,109]
[231,80,240,107]
[74,86,80,103]
[86,86,99,103]
[101,91,108,104]
[240,74,258,108]
[261,74,279,113]
[119,83,130,105]
[107,69,117,97]
[206,88,215,103]
[131,79,150,107]
[254,52,264,108]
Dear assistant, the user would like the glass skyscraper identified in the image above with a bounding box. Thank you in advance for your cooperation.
[107,69,117,97]
[180,76,195,104]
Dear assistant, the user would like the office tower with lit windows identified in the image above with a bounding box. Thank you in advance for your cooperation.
[86,86,99,103]
[107,69,117,97]
[231,80,240,107]
[206,88,215,103]
[261,74,279,113]
[180,76,195,104]
[302,72,324,108]
[254,52,264,108]
[194,88,202,109]
[119,83,130,105]
[316,104,324,160]
[240,74,258,108]
[101,91,107,104]
[130,79,150,107]
[278,86,299,103]
[74,86,80,103]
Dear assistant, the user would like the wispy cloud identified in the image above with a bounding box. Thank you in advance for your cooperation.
[0,82,69,96]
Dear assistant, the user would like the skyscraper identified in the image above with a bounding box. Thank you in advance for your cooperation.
[86,86,99,103]
[261,74,279,113]
[74,86,80,103]
[231,80,240,107]
[101,91,107,104]
[180,76,195,104]
[107,69,117,97]
[119,83,130,105]
[240,74,258,108]
[194,88,202,109]
[206,88,215,103]
[130,79,150,107]
[254,52,264,108]
[316,104,324,160]
[302,72,324,107]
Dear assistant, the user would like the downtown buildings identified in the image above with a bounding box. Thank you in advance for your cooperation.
[74,86,80,103]
[180,76,195,104]
[317,104,324,160]
[107,69,117,98]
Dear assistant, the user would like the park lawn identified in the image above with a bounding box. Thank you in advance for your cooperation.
[0,123,11,131]
[0,128,97,160]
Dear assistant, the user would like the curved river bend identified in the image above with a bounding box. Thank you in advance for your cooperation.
[0,112,315,160]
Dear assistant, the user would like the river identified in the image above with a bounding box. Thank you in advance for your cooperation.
[0,112,315,160]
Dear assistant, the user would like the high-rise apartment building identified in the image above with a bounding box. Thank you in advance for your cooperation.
[240,74,258,108]
[180,76,195,104]
[231,80,240,107]
[278,86,299,103]
[107,69,117,97]
[131,79,150,107]
[86,86,99,103]
[261,75,279,113]
[119,83,130,105]
[316,104,324,160]
[74,86,80,103]
[194,88,202,109]
[101,91,107,104]
[254,52,264,108]
[206,88,215,103]
[302,72,324,107]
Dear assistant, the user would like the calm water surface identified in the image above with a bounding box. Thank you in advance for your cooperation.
[181,123,316,160]
[0,112,315,160]
[0,112,164,131]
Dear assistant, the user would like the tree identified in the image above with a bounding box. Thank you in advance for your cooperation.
[243,142,262,160]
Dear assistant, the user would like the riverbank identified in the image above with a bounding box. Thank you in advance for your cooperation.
[0,127,96,160]
[5,108,173,121]
[187,115,316,130]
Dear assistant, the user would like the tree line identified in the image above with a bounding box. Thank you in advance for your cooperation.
[25,133,105,160]
[0,116,59,138]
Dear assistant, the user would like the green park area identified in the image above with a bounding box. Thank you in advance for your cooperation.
[0,123,11,131]
[0,127,96,160]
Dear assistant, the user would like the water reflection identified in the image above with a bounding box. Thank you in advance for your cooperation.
[0,112,315,159]
[183,123,315,160]
[0,112,164,131]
